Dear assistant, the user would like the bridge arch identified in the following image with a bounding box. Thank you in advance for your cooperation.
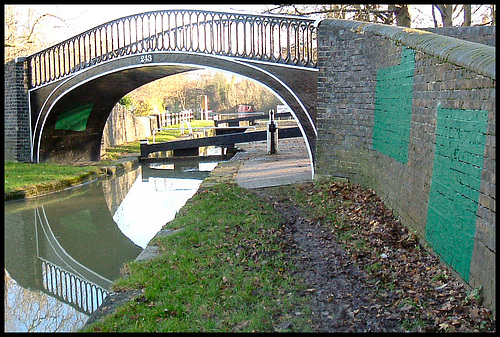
[24,9,318,168]
[31,51,317,168]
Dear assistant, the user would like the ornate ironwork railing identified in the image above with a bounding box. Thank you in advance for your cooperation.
[41,259,108,315]
[26,10,317,89]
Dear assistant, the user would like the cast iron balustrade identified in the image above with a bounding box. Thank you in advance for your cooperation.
[26,9,318,88]
[41,260,107,315]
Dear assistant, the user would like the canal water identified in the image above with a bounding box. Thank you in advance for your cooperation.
[4,159,219,332]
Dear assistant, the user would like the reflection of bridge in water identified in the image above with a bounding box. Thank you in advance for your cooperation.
[5,161,214,317]
[5,168,144,316]
[36,206,111,314]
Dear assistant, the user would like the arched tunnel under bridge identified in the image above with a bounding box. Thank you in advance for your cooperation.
[29,52,318,166]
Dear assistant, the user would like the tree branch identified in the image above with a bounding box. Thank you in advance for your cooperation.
[265,4,397,16]
[26,13,65,43]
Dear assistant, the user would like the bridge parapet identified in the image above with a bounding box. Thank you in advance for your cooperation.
[26,10,317,88]
[322,19,495,80]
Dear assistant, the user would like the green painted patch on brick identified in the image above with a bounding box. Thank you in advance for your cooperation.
[55,103,94,131]
[426,107,488,282]
[373,47,415,164]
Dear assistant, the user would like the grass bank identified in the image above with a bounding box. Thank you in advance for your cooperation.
[4,162,102,196]
[83,182,312,332]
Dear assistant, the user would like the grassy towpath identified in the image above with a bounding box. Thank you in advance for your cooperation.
[83,182,313,332]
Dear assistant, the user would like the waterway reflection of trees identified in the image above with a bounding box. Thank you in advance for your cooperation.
[4,270,88,332]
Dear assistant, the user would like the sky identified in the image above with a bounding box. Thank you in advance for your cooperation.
[9,4,277,44]
[8,4,492,46]
[7,4,492,60]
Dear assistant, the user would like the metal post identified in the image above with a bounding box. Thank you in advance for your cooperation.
[267,109,278,154]
[140,139,149,159]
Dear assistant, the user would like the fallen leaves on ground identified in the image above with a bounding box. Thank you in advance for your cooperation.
[275,180,495,332]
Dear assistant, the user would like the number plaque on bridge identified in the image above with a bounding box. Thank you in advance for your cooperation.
[140,54,153,64]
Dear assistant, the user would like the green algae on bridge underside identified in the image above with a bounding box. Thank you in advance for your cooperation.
[55,102,94,131]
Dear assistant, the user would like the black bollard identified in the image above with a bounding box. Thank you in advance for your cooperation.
[267,109,278,154]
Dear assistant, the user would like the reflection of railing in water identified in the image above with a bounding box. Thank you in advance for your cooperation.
[41,260,107,315]
[150,177,176,192]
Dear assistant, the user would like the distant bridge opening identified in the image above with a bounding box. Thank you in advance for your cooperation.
[24,9,319,169]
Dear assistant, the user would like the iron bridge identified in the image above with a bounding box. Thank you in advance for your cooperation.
[25,9,319,166]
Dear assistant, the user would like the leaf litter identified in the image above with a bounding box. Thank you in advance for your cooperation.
[251,179,495,332]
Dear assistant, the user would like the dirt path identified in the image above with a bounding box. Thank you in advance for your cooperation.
[251,186,402,332]
[250,182,495,332]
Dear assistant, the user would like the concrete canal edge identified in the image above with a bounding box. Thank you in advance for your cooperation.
[132,159,241,265]
[199,159,241,189]
[82,156,241,330]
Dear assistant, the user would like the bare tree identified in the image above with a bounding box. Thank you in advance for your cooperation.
[473,4,495,26]
[432,4,492,27]
[389,5,411,27]
[264,4,411,26]
[4,5,66,62]
[434,4,454,27]
[463,5,472,26]
[265,4,494,28]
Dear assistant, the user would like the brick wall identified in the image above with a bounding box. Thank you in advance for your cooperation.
[4,58,31,162]
[101,104,142,150]
[316,22,495,310]
[424,26,495,46]
[100,104,160,154]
